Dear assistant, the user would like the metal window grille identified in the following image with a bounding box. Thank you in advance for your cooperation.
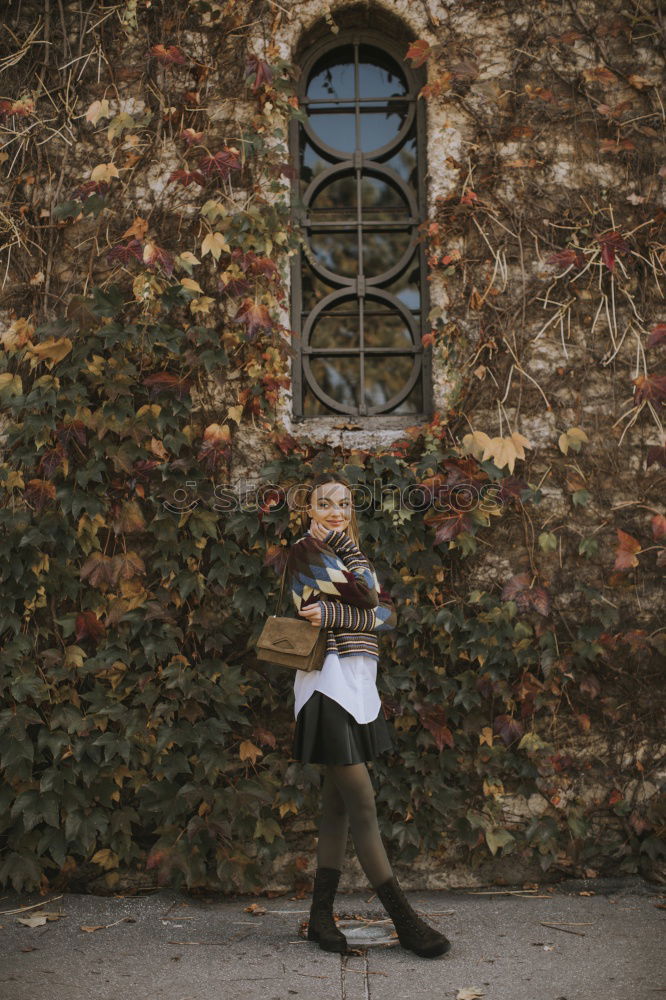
[289,30,432,420]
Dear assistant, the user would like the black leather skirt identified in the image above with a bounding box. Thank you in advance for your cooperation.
[292,691,394,765]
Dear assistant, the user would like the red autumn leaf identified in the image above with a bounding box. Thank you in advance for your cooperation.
[547,249,586,271]
[582,66,618,88]
[143,372,192,398]
[110,551,146,583]
[180,128,205,145]
[613,528,641,571]
[150,44,186,65]
[234,298,273,339]
[219,276,251,297]
[106,239,144,264]
[629,811,650,835]
[432,512,473,543]
[651,513,666,540]
[250,256,279,279]
[461,188,478,206]
[143,241,174,276]
[608,789,623,806]
[599,138,635,153]
[24,479,56,511]
[75,610,106,643]
[2,97,35,117]
[450,60,479,79]
[632,373,666,405]
[501,573,552,616]
[646,323,666,348]
[416,704,454,750]
[405,39,431,68]
[197,422,231,471]
[246,55,273,93]
[37,447,65,478]
[56,420,87,449]
[80,552,116,589]
[198,148,241,179]
[596,230,629,272]
[493,714,524,746]
[252,728,277,749]
[275,433,300,456]
[496,476,528,502]
[646,444,666,467]
[169,169,206,187]
[579,674,601,699]
[74,179,109,199]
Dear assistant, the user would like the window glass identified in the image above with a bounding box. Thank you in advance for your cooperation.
[293,34,427,418]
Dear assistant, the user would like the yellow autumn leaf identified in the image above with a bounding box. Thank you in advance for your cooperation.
[3,469,25,489]
[239,740,263,764]
[509,431,532,460]
[90,162,119,182]
[483,778,505,797]
[31,553,50,576]
[558,426,589,454]
[25,337,73,368]
[63,645,87,669]
[190,295,214,315]
[461,429,492,460]
[2,317,34,349]
[91,848,119,870]
[181,278,203,294]
[0,372,23,397]
[479,726,494,747]
[201,231,230,260]
[177,251,200,266]
[227,404,244,424]
[200,199,227,222]
[85,99,110,125]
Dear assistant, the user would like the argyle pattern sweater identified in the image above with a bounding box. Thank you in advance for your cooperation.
[285,528,397,660]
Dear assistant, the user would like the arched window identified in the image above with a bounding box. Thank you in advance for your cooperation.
[289,29,432,421]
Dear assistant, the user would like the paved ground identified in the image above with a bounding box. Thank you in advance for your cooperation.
[0,878,663,1000]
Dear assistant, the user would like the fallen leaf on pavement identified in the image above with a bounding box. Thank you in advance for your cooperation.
[17,912,63,928]
[457,990,485,999]
[79,916,135,933]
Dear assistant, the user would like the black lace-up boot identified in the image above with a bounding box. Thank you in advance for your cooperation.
[374,875,451,958]
[306,867,348,953]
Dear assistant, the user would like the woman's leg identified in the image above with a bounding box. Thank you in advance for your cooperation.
[328,763,450,958]
[316,767,350,871]
[327,763,393,887]
[308,771,349,952]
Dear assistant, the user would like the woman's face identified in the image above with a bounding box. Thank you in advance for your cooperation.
[307,483,352,532]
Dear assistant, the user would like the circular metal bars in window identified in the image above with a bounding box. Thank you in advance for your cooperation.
[289,30,432,418]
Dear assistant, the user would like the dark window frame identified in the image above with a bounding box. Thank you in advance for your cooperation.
[289,29,433,422]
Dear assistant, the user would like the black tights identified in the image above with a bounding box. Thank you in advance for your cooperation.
[316,763,393,888]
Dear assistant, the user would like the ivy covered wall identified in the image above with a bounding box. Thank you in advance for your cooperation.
[0,0,664,894]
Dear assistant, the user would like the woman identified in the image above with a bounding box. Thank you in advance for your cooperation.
[284,471,450,959]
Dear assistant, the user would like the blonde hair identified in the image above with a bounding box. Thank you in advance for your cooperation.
[295,471,361,548]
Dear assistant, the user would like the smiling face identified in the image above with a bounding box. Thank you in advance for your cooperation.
[307,481,352,533]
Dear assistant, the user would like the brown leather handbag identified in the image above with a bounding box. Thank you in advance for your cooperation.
[255,559,327,672]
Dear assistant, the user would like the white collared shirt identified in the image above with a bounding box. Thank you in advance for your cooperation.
[293,651,381,725]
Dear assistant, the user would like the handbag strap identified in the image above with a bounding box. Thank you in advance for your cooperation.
[276,557,289,615]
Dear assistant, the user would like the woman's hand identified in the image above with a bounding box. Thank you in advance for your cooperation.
[308,519,332,542]
[309,519,348,542]
[298,602,322,627]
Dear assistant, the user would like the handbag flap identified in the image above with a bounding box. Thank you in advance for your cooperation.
[257,616,322,656]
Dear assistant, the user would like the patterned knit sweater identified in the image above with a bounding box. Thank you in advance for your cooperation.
[285,528,397,660]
